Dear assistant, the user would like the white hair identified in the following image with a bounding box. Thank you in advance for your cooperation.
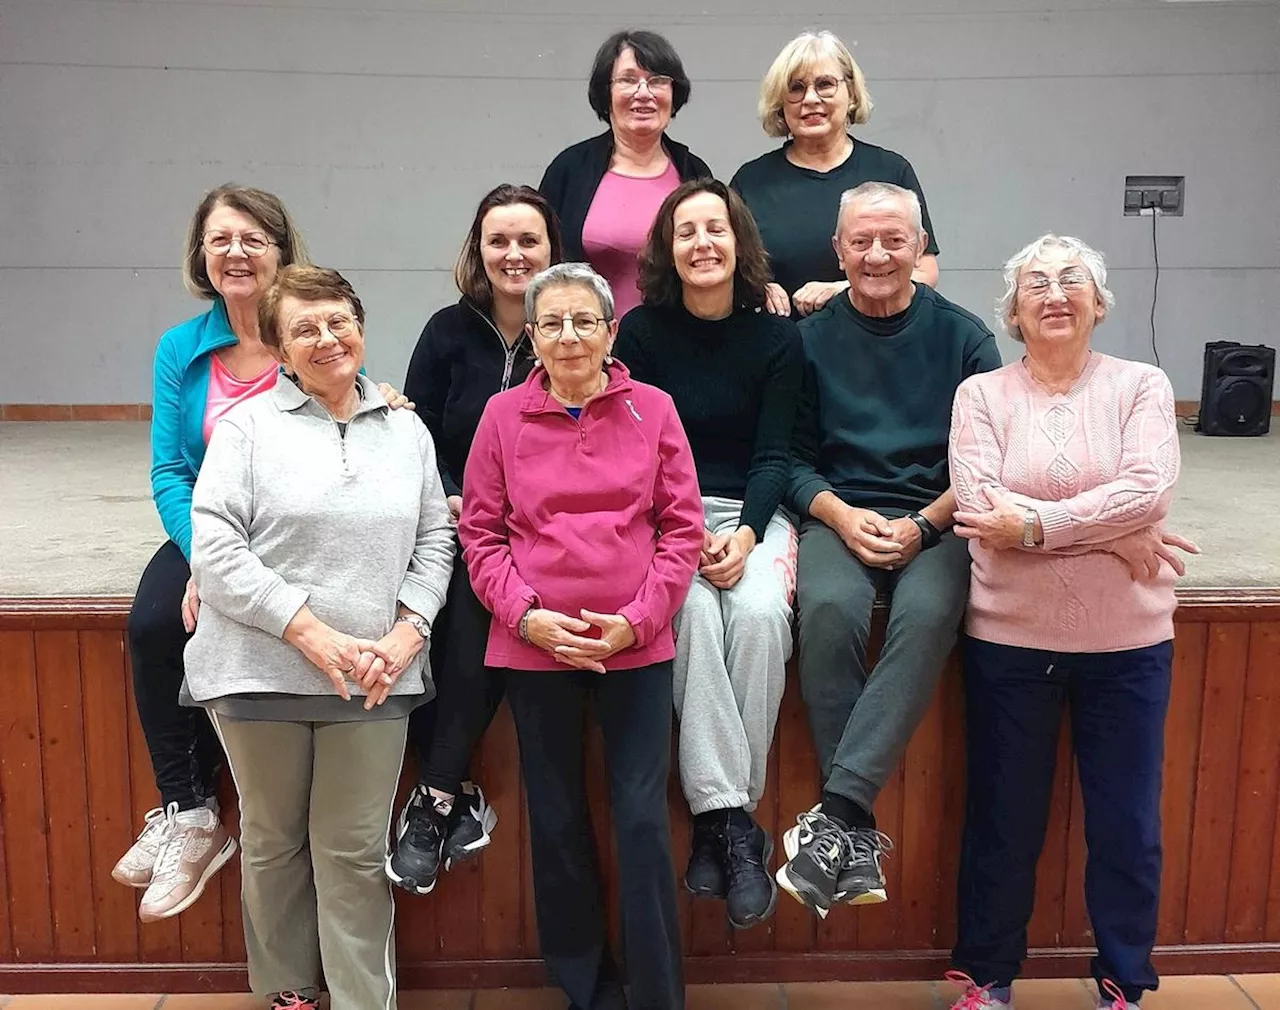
[524,262,616,322]
[835,181,924,246]
[997,234,1116,343]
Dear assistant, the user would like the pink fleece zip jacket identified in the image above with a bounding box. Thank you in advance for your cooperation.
[459,360,704,671]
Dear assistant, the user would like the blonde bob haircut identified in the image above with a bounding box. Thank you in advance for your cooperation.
[758,31,874,139]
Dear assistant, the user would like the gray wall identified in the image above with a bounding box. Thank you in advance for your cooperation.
[1,0,1277,403]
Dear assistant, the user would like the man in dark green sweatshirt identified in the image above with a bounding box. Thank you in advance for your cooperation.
[776,182,1003,918]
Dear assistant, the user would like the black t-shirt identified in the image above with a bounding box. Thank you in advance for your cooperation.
[730,138,939,301]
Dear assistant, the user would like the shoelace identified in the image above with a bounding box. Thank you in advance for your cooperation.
[270,991,316,1009]
[149,802,186,883]
[795,811,853,875]
[846,827,895,868]
[403,787,447,850]
[723,821,763,872]
[945,970,1003,1009]
[1100,978,1129,1009]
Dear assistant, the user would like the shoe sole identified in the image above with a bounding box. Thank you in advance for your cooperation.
[443,804,498,871]
[384,852,438,896]
[138,836,237,923]
[774,861,830,920]
[683,879,728,899]
[728,835,777,930]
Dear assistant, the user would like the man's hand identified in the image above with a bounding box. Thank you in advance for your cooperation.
[829,503,905,567]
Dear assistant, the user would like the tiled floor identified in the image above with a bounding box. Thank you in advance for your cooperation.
[1,976,1277,1009]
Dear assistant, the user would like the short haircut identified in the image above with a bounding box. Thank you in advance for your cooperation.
[258,265,366,352]
[587,29,692,123]
[837,181,924,245]
[182,183,309,300]
[454,184,564,310]
[997,234,1116,343]
[758,30,874,139]
[638,178,773,310]
[524,263,616,323]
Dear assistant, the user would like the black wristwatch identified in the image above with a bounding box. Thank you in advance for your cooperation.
[906,511,942,550]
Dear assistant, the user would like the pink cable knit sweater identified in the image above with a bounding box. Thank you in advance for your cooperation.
[948,352,1181,653]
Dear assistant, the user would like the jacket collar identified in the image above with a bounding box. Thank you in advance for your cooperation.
[194,299,240,357]
[270,372,389,418]
[586,129,697,177]
[518,358,633,416]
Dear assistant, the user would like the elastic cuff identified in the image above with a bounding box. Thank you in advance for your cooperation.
[687,789,751,817]
[823,764,879,814]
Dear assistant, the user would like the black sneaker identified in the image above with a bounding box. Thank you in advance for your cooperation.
[775,805,853,919]
[386,784,448,895]
[442,780,498,869]
[684,812,728,898]
[834,827,893,906]
[723,815,776,929]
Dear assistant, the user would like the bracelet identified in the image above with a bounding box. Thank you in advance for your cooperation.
[518,606,533,642]
[906,511,941,550]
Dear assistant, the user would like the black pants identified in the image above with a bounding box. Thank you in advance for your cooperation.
[952,637,1173,1005]
[506,661,683,1010]
[127,540,222,811]
[408,559,505,795]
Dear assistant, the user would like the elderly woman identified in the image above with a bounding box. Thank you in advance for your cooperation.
[945,236,1196,1010]
[731,31,939,317]
[460,263,704,1009]
[182,265,454,1010]
[539,29,711,319]
[388,184,562,895]
[615,178,801,930]
[114,185,409,924]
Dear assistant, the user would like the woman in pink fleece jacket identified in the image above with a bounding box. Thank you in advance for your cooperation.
[944,235,1197,1010]
[459,262,703,1010]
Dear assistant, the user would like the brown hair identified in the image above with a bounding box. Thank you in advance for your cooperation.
[182,183,309,300]
[638,179,772,310]
[258,265,365,352]
[454,185,564,310]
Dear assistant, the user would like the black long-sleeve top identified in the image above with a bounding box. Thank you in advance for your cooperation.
[614,303,802,538]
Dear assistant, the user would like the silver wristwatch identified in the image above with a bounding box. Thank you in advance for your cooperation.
[395,614,431,640]
[1021,508,1038,548]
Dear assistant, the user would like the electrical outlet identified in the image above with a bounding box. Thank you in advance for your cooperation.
[1124,175,1184,217]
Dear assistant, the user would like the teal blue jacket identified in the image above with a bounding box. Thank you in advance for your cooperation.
[149,300,242,560]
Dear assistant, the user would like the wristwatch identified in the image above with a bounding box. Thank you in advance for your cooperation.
[1021,508,1038,548]
[906,511,941,550]
[395,614,431,640]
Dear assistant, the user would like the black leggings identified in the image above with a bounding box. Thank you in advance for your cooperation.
[127,540,222,811]
[408,558,505,796]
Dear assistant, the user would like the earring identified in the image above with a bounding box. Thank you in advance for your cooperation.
[532,358,542,369]
[605,354,614,364]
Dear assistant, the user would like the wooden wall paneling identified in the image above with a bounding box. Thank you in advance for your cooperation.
[123,651,183,961]
[1184,622,1252,943]
[1026,715,1073,947]
[78,629,141,962]
[1226,622,1280,941]
[734,729,781,954]
[583,717,622,953]
[0,709,10,963]
[436,782,484,961]
[773,672,818,953]
[390,765,439,964]
[934,666,967,948]
[1060,772,1091,947]
[854,760,903,951]
[1158,621,1208,943]
[34,630,96,958]
[478,700,525,959]
[0,631,44,961]
[667,737,696,955]
[519,778,539,956]
[216,772,246,963]
[898,676,948,951]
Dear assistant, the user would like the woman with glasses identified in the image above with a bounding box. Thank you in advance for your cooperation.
[730,31,940,317]
[944,235,1196,1010]
[460,263,704,1009]
[539,29,711,320]
[114,184,409,926]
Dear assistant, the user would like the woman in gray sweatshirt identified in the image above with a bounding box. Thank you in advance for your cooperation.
[182,265,455,1010]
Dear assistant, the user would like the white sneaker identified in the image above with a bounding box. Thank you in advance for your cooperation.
[1098,979,1140,1008]
[138,803,236,922]
[112,807,168,888]
[945,971,1014,1009]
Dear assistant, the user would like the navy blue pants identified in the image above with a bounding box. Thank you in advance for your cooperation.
[952,637,1173,1005]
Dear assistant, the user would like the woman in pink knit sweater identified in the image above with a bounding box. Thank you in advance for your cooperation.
[944,235,1196,1010]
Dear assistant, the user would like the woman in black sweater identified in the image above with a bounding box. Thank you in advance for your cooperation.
[615,178,802,930]
[388,184,562,895]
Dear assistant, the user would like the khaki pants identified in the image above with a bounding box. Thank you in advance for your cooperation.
[210,713,407,1010]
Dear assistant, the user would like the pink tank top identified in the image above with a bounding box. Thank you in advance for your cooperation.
[581,161,681,319]
[203,353,279,444]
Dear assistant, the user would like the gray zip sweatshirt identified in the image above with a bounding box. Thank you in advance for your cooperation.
[182,374,455,703]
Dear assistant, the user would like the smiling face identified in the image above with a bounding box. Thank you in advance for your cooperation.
[671,191,737,297]
[609,46,673,138]
[480,203,553,305]
[782,56,850,143]
[835,194,922,315]
[201,202,281,306]
[529,283,616,394]
[276,295,365,396]
[1010,246,1105,350]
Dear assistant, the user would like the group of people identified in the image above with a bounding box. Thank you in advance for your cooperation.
[110,24,1194,1010]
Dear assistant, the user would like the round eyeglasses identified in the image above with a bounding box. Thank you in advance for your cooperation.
[533,312,609,339]
[202,230,276,257]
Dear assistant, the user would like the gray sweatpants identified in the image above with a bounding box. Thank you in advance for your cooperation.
[209,712,407,1010]
[672,497,797,816]
[796,521,970,813]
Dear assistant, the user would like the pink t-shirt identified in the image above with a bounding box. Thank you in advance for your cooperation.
[203,353,279,444]
[581,161,681,319]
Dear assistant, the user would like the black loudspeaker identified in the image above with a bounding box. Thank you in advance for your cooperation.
[1197,341,1274,436]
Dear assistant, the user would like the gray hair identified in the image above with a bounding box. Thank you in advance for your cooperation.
[524,262,615,322]
[835,182,925,246]
[997,234,1116,343]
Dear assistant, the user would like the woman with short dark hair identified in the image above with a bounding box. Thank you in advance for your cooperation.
[616,178,802,931]
[388,184,562,895]
[540,29,711,319]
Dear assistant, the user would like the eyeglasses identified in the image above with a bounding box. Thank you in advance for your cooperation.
[1018,269,1092,297]
[611,74,674,96]
[286,313,358,347]
[784,75,846,103]
[841,234,912,253]
[202,230,276,257]
[533,312,609,339]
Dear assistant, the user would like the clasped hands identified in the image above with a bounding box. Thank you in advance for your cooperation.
[830,504,922,570]
[285,609,425,711]
[523,608,637,674]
